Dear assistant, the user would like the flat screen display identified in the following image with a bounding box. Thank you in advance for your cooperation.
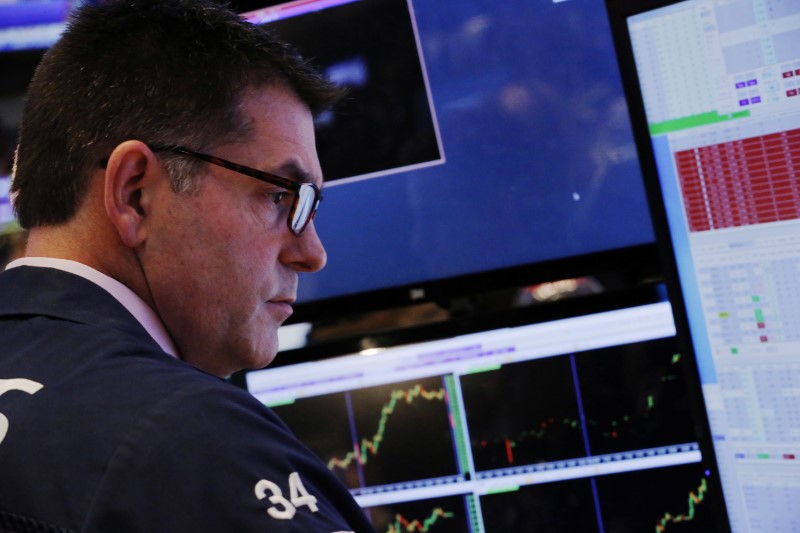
[0,1,96,52]
[607,0,800,530]
[243,0,657,311]
[239,298,730,531]
[0,0,659,314]
[0,176,13,232]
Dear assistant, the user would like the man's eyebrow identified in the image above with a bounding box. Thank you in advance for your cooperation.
[273,160,317,185]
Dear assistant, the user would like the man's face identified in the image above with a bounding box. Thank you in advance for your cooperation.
[142,85,326,377]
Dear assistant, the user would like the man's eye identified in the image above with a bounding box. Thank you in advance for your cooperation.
[268,191,291,205]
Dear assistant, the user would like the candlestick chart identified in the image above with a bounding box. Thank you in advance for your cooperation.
[365,495,471,533]
[595,463,716,532]
[460,337,697,472]
[461,354,585,471]
[326,382,447,470]
[575,337,697,455]
[479,463,716,532]
[274,376,459,489]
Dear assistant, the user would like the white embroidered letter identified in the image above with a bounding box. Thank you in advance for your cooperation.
[0,378,44,445]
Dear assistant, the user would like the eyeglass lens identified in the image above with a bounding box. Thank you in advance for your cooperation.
[292,185,318,235]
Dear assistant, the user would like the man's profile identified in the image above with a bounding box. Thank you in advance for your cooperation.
[0,1,373,531]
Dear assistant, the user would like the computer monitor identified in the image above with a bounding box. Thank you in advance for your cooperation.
[0,0,662,318]
[236,292,731,531]
[0,1,97,52]
[606,0,800,531]
[0,176,12,232]
[238,0,660,320]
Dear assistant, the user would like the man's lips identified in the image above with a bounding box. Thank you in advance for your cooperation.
[267,299,294,320]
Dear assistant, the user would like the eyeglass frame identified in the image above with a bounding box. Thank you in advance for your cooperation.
[149,144,322,237]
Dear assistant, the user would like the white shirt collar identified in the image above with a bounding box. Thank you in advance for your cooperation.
[5,257,179,359]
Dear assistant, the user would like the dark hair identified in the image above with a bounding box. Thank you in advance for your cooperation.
[12,0,341,229]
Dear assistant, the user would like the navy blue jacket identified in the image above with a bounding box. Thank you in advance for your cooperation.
[0,266,374,532]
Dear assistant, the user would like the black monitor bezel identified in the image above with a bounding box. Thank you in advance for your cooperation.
[287,242,662,324]
[605,0,733,529]
[0,2,665,327]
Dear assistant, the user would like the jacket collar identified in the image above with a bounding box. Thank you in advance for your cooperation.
[0,265,164,355]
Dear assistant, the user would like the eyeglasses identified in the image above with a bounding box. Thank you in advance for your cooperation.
[150,145,321,237]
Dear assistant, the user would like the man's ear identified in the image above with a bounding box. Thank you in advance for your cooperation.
[103,140,163,248]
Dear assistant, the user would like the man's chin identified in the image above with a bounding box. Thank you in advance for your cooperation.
[249,351,278,371]
[247,334,280,370]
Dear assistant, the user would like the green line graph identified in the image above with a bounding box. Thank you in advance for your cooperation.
[385,507,454,533]
[655,477,708,532]
[328,384,447,470]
